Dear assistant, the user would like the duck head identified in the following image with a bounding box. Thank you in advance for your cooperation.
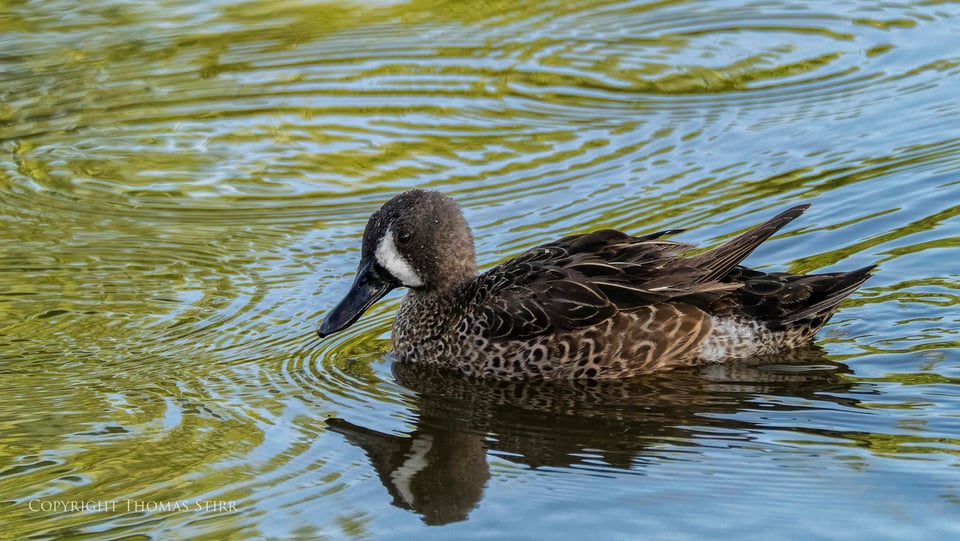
[317,190,476,338]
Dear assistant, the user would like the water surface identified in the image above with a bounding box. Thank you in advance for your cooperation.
[2,0,960,539]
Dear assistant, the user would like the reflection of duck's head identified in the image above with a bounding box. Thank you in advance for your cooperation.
[317,190,874,380]
[328,351,855,525]
[326,417,488,525]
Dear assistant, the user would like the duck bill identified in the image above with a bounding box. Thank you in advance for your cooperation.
[317,259,396,338]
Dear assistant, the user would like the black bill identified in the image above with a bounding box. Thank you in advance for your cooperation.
[317,258,397,338]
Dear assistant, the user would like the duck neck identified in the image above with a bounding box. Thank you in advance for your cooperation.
[400,276,473,318]
[392,278,474,367]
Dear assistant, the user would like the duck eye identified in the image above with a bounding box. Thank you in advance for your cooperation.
[397,231,413,244]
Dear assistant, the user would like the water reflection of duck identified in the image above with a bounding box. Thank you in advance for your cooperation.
[327,350,856,525]
[317,190,873,380]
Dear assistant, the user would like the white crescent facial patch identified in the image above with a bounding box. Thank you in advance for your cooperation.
[375,227,424,288]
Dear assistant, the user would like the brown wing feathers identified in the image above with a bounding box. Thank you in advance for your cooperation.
[685,204,811,283]
[477,204,870,339]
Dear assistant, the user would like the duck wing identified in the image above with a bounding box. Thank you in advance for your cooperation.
[685,204,811,283]
[472,205,824,340]
[472,229,736,340]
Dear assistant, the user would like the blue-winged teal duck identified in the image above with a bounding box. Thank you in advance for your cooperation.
[317,190,873,380]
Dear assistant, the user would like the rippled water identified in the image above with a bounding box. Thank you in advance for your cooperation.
[2,0,959,539]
